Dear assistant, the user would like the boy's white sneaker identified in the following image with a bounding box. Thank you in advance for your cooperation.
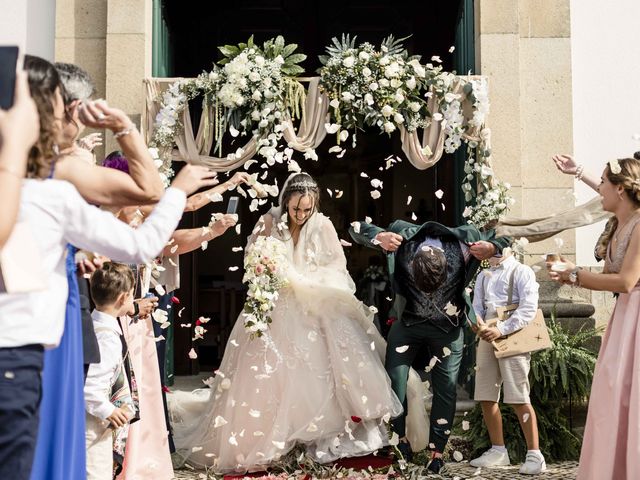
[519,452,547,475]
[469,447,510,467]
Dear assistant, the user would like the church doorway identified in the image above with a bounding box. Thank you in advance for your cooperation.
[155,0,474,375]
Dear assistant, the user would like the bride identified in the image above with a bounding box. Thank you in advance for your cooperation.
[171,173,427,474]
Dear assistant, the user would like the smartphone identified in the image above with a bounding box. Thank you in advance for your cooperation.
[0,46,19,110]
[227,196,240,215]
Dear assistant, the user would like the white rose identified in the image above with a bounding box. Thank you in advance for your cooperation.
[369,82,379,91]
[249,71,261,82]
[393,113,405,124]
[390,78,402,88]
[406,77,417,90]
[252,90,262,101]
[379,56,390,66]
[383,122,396,133]
[379,78,390,87]
[393,91,405,104]
[342,56,356,68]
[329,98,340,109]
[362,67,372,77]
[255,56,265,66]
[263,77,272,88]
[358,51,370,61]
[381,105,394,117]
[258,119,269,128]
[444,92,461,103]
[341,91,355,102]
[409,101,421,112]
[364,93,374,106]
[274,55,284,64]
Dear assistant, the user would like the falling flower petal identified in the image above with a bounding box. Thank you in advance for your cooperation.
[324,123,340,134]
[155,335,165,342]
[340,239,352,247]
[187,348,198,359]
[249,409,261,418]
[554,237,564,249]
[360,172,369,178]
[462,420,470,431]
[395,345,410,353]
[435,189,444,199]
[201,241,208,251]
[444,302,460,317]
[235,224,241,235]
[523,413,530,423]
[326,188,333,197]
[436,418,448,425]
[407,195,412,205]
[370,190,381,199]
[350,221,361,234]
[170,245,179,254]
[442,346,452,357]
[232,246,243,252]
[335,190,344,198]
[228,266,239,272]
[370,178,383,189]
[228,435,238,446]
[411,212,417,221]
[191,446,203,453]
[272,441,286,450]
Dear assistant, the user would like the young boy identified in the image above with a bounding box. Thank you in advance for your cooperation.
[470,250,546,475]
[85,263,136,479]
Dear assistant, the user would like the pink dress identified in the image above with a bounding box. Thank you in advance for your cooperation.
[117,315,174,479]
[577,215,640,480]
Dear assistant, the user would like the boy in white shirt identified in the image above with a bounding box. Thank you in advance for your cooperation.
[470,250,546,475]
[84,263,136,479]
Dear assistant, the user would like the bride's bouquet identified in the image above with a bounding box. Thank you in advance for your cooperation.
[242,236,289,339]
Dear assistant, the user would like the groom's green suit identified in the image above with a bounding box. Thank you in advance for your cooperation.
[349,219,511,453]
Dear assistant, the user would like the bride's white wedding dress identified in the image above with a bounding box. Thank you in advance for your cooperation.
[170,211,428,474]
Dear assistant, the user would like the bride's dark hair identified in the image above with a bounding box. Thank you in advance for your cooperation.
[280,173,321,216]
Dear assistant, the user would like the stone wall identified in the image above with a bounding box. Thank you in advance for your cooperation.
[476,0,575,261]
[55,0,152,158]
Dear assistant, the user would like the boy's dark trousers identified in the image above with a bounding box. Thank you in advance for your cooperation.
[385,319,463,452]
[0,345,44,480]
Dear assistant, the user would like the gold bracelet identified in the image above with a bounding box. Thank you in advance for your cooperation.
[0,165,23,179]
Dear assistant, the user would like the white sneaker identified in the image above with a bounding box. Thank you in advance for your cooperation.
[469,447,510,467]
[519,452,547,475]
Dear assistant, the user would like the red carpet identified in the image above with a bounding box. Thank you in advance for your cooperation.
[223,455,393,479]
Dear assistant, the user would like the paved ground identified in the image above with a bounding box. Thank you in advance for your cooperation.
[170,376,579,479]
[174,461,578,479]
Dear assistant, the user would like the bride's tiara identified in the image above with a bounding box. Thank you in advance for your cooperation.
[287,180,318,191]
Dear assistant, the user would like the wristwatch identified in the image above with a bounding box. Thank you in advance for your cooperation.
[569,266,583,286]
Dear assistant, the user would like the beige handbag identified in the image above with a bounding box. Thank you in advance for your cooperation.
[0,222,47,293]
[482,267,553,359]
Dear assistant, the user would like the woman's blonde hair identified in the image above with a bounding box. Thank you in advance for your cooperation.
[24,55,64,179]
[594,157,640,259]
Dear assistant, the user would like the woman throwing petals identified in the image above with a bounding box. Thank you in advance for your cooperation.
[548,157,640,480]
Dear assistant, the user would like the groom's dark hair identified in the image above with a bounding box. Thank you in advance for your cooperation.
[412,247,447,293]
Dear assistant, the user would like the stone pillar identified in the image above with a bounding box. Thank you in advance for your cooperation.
[105,0,153,154]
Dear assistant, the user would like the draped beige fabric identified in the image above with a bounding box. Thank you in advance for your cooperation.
[496,197,611,242]
[143,78,258,172]
[281,77,329,150]
[143,75,490,173]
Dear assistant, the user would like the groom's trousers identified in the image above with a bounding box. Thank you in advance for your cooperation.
[385,319,463,452]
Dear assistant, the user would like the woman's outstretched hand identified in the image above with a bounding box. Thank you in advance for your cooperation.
[552,154,578,175]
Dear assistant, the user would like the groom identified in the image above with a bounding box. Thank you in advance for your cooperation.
[349,217,510,473]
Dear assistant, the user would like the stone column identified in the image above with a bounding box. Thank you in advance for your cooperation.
[104,0,152,154]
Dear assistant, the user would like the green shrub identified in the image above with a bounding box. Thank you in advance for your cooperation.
[466,316,601,462]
